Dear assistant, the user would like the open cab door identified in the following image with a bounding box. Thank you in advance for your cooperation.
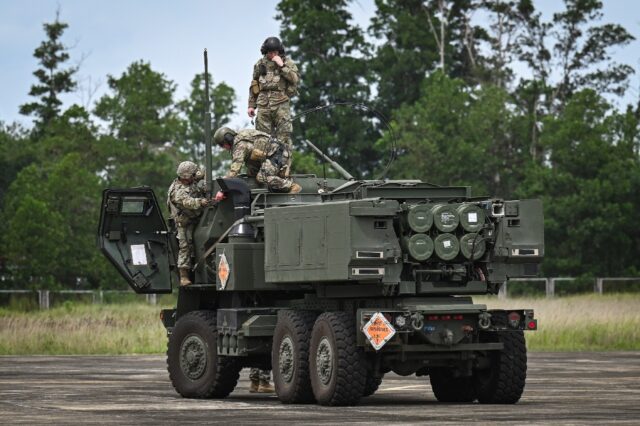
[98,188,174,293]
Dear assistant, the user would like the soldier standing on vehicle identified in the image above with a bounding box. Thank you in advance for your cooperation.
[167,161,210,286]
[214,126,302,194]
[248,36,299,175]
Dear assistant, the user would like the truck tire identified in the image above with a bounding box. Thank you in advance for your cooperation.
[167,310,240,398]
[474,330,527,404]
[272,310,316,404]
[363,374,383,397]
[429,368,476,402]
[309,312,366,406]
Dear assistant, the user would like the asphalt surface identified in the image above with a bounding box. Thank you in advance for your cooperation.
[0,352,639,424]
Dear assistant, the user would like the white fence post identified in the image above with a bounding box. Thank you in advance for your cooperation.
[38,290,50,309]
[498,281,508,299]
[595,278,604,295]
[546,278,555,298]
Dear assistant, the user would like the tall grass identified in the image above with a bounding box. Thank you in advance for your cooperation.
[0,295,638,355]
[0,303,167,355]
[476,294,640,351]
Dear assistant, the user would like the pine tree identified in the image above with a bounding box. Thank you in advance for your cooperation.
[19,11,77,130]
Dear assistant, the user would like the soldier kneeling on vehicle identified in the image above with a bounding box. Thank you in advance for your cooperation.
[214,126,301,194]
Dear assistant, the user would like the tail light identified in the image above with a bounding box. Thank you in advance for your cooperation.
[508,311,521,328]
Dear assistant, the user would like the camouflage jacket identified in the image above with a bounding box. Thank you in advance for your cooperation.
[167,179,205,225]
[248,55,299,108]
[226,129,283,177]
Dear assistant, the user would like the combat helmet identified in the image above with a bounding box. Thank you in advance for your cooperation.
[176,161,198,179]
[214,127,237,148]
[261,36,285,55]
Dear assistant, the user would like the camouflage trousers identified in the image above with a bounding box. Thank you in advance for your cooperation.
[249,368,271,383]
[256,101,293,172]
[176,221,196,268]
[256,158,293,192]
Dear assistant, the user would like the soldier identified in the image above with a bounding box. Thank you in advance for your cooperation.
[167,161,210,286]
[248,36,299,174]
[214,126,302,194]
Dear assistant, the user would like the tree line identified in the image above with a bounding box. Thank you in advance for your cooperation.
[1,1,639,290]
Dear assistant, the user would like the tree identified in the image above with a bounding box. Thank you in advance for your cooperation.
[94,61,180,149]
[177,73,236,172]
[519,90,640,276]
[19,11,77,131]
[276,0,379,177]
[384,72,529,196]
[94,61,182,202]
[369,0,487,120]
[0,154,123,289]
[368,0,440,118]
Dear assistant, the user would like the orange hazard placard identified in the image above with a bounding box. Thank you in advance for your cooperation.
[362,312,396,351]
[218,253,230,289]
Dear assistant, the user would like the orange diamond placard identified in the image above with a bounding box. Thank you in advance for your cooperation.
[218,253,230,289]
[362,312,396,351]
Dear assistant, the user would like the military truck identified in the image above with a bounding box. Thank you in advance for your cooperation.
[97,54,542,407]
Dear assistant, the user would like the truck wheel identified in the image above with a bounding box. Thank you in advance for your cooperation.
[429,368,476,402]
[474,330,527,404]
[309,312,366,406]
[363,374,383,397]
[167,310,240,398]
[272,310,316,403]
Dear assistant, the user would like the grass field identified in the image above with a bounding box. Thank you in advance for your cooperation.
[0,294,638,355]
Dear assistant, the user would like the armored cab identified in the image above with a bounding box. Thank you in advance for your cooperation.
[98,169,543,406]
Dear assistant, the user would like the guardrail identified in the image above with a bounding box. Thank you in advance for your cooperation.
[498,277,640,299]
[1,277,638,308]
[0,290,157,310]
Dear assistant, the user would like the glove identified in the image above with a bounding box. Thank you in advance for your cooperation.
[214,191,226,202]
[200,198,209,207]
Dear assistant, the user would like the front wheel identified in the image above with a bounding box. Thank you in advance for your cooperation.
[309,312,366,406]
[167,310,241,398]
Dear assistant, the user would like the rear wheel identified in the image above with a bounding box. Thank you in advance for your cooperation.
[272,310,317,403]
[363,374,383,397]
[474,330,527,404]
[429,368,476,402]
[309,312,366,406]
[167,310,240,398]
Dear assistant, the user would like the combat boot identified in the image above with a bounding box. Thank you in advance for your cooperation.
[249,379,260,393]
[257,380,275,393]
[179,268,192,286]
[288,183,302,194]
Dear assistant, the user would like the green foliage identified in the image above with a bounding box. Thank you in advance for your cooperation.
[19,11,77,131]
[94,61,180,147]
[94,61,183,207]
[385,73,529,196]
[1,154,122,289]
[368,0,440,118]
[519,90,640,277]
[176,73,236,173]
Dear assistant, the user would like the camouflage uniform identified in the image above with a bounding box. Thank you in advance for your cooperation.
[249,55,299,172]
[249,368,271,384]
[167,179,206,269]
[226,129,293,192]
